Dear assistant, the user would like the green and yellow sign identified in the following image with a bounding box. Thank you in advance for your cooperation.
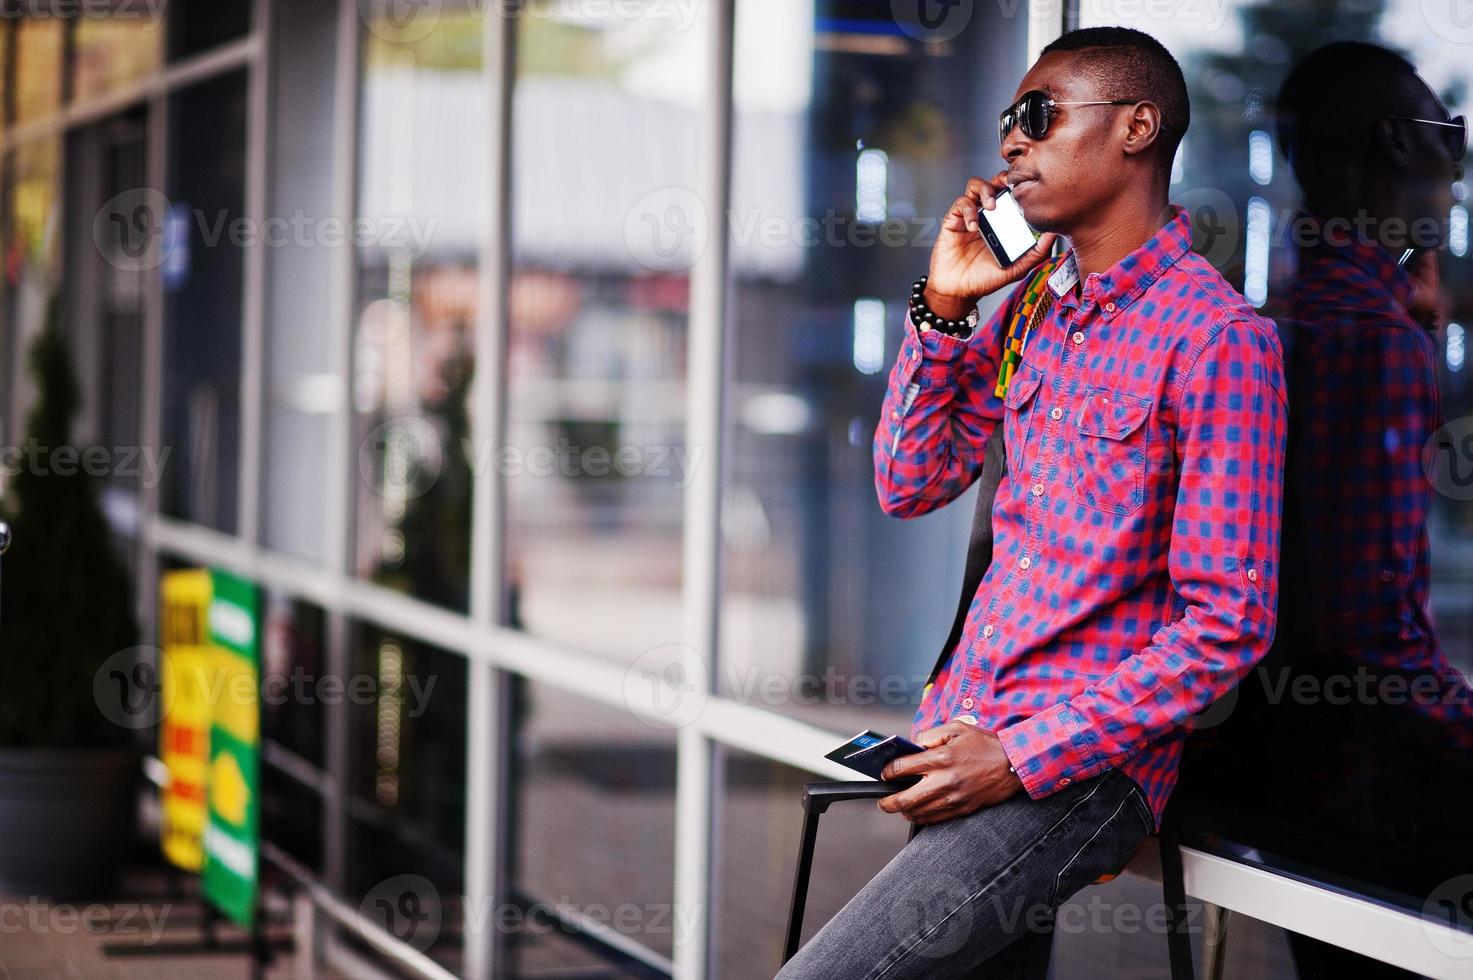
[200,570,260,929]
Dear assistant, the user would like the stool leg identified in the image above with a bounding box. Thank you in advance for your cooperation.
[1202,904,1231,980]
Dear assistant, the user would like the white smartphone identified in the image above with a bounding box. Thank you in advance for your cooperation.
[979,188,1039,266]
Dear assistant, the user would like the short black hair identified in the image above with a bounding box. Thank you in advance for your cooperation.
[1038,26,1189,177]
[1276,41,1427,195]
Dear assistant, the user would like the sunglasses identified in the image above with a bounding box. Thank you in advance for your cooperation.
[1387,114,1468,166]
[999,89,1141,145]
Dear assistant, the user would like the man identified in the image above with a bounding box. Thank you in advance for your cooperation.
[776,27,1286,979]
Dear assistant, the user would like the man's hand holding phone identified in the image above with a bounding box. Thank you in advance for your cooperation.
[875,720,1027,826]
[924,172,1059,320]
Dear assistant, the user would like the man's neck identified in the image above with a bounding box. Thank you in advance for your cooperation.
[1063,199,1173,295]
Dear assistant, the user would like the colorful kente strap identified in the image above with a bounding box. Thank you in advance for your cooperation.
[994,256,1063,399]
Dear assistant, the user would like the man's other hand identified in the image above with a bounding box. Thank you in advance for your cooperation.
[877,721,1027,826]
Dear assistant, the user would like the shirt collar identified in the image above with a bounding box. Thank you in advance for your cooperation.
[1297,210,1414,310]
[1051,205,1195,316]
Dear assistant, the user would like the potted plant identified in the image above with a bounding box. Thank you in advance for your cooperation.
[0,296,142,897]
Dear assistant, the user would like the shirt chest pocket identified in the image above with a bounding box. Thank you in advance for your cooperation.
[1002,364,1044,456]
[1070,386,1152,516]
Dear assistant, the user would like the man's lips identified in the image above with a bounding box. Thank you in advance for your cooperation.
[1007,174,1039,193]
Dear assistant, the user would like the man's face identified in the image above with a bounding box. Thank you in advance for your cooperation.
[1394,83,1460,247]
[1000,51,1138,234]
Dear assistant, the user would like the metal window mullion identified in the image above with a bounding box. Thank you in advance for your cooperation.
[135,85,168,674]
[675,1,736,977]
[237,0,272,549]
[463,1,516,977]
[322,0,365,900]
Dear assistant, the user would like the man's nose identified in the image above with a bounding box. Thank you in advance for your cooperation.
[1001,127,1028,163]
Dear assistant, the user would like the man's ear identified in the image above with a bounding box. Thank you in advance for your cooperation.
[1121,101,1163,158]
[1375,115,1415,168]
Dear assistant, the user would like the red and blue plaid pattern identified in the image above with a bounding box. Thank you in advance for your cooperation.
[874,206,1288,829]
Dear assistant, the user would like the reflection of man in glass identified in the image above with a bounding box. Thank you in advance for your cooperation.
[1213,41,1472,977]
[778,27,1287,979]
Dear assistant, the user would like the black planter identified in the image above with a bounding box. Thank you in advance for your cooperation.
[0,746,139,898]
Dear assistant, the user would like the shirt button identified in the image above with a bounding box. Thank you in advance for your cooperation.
[1059,777,1072,786]
[1072,331,1085,345]
[962,697,975,709]
[1104,302,1116,313]
[1050,407,1062,420]
[956,713,979,725]
[890,410,898,420]
[911,349,919,359]
[982,624,995,638]
[1247,567,1258,582]
[1019,556,1031,570]
[1032,482,1044,497]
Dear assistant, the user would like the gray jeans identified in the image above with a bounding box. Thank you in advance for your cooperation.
[774,768,1153,980]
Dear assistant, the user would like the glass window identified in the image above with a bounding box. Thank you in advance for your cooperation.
[260,592,328,767]
[161,70,248,532]
[351,1,483,610]
[711,747,908,980]
[503,3,706,658]
[504,677,676,972]
[717,0,1030,733]
[14,16,63,124]
[62,109,148,517]
[1074,0,1473,951]
[2,138,63,453]
[167,0,252,62]
[346,626,467,973]
[73,3,165,103]
[262,0,343,563]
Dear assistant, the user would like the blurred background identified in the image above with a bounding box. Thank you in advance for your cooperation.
[0,0,1468,978]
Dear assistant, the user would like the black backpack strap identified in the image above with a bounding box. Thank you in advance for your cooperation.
[922,430,1006,690]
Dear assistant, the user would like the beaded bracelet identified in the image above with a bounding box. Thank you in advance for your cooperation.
[909,274,981,339]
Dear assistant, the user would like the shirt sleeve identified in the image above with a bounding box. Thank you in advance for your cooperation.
[871,287,1020,519]
[997,315,1289,797]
